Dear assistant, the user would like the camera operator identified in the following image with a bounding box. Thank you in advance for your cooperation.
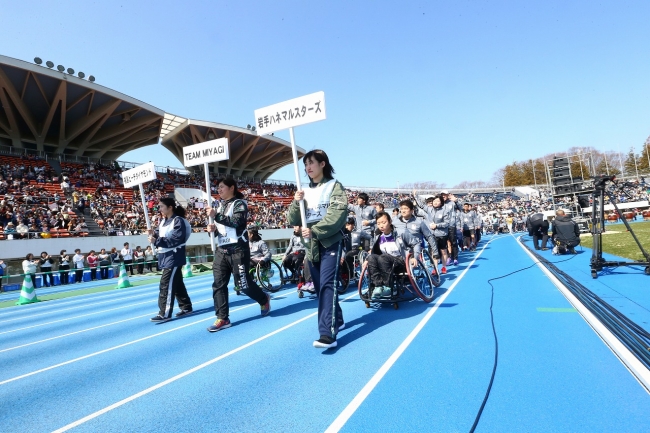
[526,209,550,251]
[551,209,581,254]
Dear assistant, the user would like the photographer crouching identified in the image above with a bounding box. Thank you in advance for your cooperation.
[551,209,581,254]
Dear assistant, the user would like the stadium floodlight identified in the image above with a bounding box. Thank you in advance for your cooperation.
[57,65,65,72]
[78,72,85,79]
[46,61,54,68]
[246,124,251,129]
[207,132,215,140]
[88,75,95,82]
[34,57,42,65]
[67,68,74,75]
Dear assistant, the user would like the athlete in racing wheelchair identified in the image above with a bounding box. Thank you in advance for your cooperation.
[359,211,437,309]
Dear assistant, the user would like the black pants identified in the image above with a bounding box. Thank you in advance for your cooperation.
[75,269,83,283]
[100,265,109,279]
[529,220,549,249]
[124,259,134,275]
[448,227,459,260]
[307,241,344,339]
[283,252,305,279]
[462,229,475,249]
[367,254,405,287]
[158,266,192,318]
[90,268,97,280]
[212,245,267,320]
[344,250,358,278]
[137,260,144,275]
[59,265,70,284]
[41,268,55,286]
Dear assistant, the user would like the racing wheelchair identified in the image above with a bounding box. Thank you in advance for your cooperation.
[358,250,439,310]
[235,258,286,295]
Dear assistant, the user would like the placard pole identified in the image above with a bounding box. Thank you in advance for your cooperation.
[204,162,216,252]
[289,127,307,227]
[139,183,155,251]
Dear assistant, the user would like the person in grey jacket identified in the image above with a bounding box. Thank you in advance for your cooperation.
[248,228,271,266]
[282,226,306,280]
[348,192,376,249]
[427,195,451,273]
[393,199,440,270]
[442,191,462,265]
[459,203,479,251]
[367,211,421,298]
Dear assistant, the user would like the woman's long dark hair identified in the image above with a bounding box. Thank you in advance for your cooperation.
[159,197,186,218]
[218,177,244,200]
[303,149,335,180]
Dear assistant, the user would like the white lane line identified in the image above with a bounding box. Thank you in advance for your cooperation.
[0,297,212,354]
[515,235,650,394]
[0,291,297,386]
[0,286,215,334]
[0,276,214,323]
[50,290,354,433]
[324,238,496,433]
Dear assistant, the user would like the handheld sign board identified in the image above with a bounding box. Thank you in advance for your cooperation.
[181,138,230,252]
[121,162,156,188]
[254,91,326,136]
[183,138,229,167]
[120,161,156,249]
[254,92,327,227]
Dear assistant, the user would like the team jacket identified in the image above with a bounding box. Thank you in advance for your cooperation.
[287,177,348,263]
[284,235,305,255]
[153,216,190,268]
[250,240,271,262]
[392,215,439,258]
[347,203,377,234]
[428,206,450,238]
[371,229,421,259]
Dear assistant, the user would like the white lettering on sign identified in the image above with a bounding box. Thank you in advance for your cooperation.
[121,162,156,188]
[183,138,230,167]
[254,91,326,135]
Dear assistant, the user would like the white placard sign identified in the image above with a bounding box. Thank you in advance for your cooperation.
[183,138,230,167]
[121,162,156,188]
[254,91,326,135]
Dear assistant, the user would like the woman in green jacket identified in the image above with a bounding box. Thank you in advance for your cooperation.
[288,149,348,349]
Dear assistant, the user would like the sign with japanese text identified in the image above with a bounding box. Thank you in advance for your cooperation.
[121,162,156,188]
[254,91,326,135]
[183,138,230,167]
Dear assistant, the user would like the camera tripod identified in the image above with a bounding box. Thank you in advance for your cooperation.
[590,175,650,279]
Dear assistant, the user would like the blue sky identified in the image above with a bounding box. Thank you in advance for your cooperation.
[1,0,649,189]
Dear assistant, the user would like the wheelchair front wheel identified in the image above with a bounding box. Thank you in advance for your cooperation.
[406,253,436,303]
[256,260,283,293]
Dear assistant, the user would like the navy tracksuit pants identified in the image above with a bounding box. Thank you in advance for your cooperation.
[307,241,344,339]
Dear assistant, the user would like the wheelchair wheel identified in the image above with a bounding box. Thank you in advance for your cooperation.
[406,253,436,303]
[423,248,443,288]
[256,260,283,293]
[358,262,371,307]
[337,260,350,294]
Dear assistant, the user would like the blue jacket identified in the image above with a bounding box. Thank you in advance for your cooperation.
[153,216,189,268]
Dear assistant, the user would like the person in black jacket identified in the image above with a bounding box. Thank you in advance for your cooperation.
[551,209,581,254]
[526,211,550,251]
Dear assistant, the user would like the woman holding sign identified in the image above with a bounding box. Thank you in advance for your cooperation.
[206,178,271,333]
[288,149,348,349]
[147,197,193,322]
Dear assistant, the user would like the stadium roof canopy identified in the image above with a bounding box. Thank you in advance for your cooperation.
[0,55,305,180]
[0,55,164,161]
[161,119,305,180]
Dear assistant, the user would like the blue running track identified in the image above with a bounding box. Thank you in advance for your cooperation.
[1,234,649,432]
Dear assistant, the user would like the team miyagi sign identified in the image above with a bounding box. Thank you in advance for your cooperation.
[254,91,327,226]
[121,162,156,188]
[254,91,326,136]
[182,138,229,167]
[181,138,230,252]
